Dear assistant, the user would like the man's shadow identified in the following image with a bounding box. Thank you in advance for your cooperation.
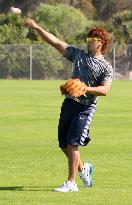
[0,186,54,192]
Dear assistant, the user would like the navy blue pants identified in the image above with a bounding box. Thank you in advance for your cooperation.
[58,98,96,148]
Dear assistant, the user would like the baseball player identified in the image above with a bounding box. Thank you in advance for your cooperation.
[24,18,113,192]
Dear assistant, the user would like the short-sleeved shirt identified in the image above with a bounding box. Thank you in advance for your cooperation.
[64,46,113,107]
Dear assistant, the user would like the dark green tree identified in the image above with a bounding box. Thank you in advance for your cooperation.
[92,0,132,20]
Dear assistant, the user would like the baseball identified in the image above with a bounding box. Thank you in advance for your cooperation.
[9,7,21,15]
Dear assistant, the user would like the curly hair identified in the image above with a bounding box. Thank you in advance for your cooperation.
[87,27,111,54]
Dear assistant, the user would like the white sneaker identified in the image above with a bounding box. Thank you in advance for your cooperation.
[53,181,79,192]
[79,163,93,187]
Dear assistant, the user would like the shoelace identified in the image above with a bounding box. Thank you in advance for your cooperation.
[60,181,67,188]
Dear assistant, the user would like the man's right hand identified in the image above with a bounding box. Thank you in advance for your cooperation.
[24,18,38,29]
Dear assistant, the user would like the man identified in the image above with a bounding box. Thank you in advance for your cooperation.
[24,18,113,192]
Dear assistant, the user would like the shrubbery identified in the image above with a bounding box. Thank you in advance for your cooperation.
[0,4,131,79]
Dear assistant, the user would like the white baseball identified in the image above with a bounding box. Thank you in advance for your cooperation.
[9,7,21,15]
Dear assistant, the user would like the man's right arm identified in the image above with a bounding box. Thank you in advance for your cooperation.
[24,18,69,55]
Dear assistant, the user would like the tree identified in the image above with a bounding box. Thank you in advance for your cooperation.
[0,14,29,44]
[33,4,88,43]
[74,0,95,19]
[0,0,40,14]
[92,0,132,20]
[111,10,132,44]
[0,0,76,14]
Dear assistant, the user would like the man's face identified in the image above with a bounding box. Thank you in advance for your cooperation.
[86,37,103,54]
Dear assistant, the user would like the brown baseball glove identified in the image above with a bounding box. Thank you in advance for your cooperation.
[60,78,88,97]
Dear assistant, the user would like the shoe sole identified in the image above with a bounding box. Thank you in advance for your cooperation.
[89,163,93,187]
[83,163,93,187]
[53,189,79,192]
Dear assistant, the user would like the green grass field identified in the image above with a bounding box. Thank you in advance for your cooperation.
[0,80,131,205]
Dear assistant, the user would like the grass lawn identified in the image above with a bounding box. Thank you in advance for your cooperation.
[0,80,131,205]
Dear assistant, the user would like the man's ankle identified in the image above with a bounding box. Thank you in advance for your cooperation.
[67,179,75,184]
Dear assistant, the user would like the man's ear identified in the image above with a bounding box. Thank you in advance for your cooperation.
[99,44,102,47]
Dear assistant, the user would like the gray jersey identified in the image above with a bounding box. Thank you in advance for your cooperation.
[64,46,113,107]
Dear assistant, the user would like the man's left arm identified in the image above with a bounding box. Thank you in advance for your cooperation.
[86,64,113,96]
[86,82,111,96]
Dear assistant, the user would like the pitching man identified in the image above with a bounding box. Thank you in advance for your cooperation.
[25,18,113,192]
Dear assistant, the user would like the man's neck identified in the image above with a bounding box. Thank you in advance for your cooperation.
[89,50,104,59]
